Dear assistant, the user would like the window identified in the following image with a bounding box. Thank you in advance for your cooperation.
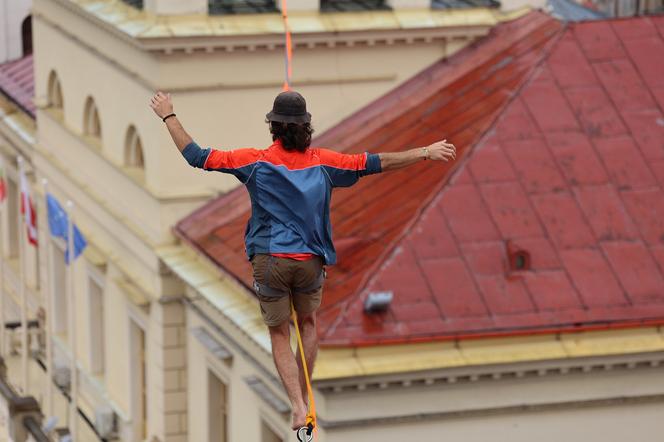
[208,0,278,14]
[130,320,147,440]
[21,16,32,56]
[47,71,63,109]
[320,0,390,12]
[432,0,499,9]
[124,126,145,181]
[83,96,102,140]
[120,0,144,9]
[261,420,283,442]
[51,243,68,335]
[88,274,105,375]
[208,370,228,442]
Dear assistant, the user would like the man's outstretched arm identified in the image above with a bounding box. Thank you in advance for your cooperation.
[379,139,457,171]
[149,91,192,152]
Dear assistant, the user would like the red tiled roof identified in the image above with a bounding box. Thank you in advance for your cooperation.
[176,12,664,347]
[0,54,35,117]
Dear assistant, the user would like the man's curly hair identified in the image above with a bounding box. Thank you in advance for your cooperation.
[268,121,314,153]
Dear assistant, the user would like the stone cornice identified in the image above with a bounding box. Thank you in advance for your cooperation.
[315,350,664,393]
[41,0,509,55]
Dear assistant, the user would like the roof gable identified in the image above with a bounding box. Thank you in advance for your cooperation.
[176,12,664,347]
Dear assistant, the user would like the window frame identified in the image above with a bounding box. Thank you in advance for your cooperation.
[83,96,102,142]
[47,71,64,110]
[86,264,106,376]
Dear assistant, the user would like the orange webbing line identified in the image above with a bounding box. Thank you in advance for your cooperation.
[281,0,293,91]
[291,298,317,439]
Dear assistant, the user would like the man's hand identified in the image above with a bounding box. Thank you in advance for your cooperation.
[425,139,456,162]
[149,91,173,119]
[150,91,193,152]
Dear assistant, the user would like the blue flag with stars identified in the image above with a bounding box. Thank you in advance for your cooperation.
[46,193,87,264]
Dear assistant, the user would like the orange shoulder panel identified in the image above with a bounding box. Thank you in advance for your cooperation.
[204,148,263,170]
[315,148,367,171]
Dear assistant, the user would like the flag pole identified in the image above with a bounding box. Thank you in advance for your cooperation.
[42,179,54,416]
[66,199,78,441]
[17,156,29,394]
[0,158,6,358]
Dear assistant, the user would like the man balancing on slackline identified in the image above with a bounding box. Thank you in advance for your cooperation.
[150,90,456,432]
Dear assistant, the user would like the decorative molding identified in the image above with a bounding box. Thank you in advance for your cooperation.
[316,351,664,394]
[318,393,664,429]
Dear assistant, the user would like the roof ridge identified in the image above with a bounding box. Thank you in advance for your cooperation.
[321,15,567,341]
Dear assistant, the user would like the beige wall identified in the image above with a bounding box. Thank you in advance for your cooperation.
[186,306,289,442]
[329,401,664,442]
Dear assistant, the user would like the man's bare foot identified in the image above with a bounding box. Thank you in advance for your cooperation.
[292,407,307,430]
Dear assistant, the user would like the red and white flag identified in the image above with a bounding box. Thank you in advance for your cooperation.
[19,163,38,247]
[0,158,6,203]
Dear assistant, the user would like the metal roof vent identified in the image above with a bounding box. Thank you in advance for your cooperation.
[364,291,393,314]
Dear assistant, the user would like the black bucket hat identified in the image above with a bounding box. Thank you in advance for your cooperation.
[266,91,312,124]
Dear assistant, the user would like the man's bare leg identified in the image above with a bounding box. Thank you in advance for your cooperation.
[296,313,318,405]
[269,321,308,430]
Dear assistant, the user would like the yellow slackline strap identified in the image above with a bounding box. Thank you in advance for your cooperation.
[291,298,317,437]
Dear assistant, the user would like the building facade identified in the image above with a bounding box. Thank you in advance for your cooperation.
[0,0,518,440]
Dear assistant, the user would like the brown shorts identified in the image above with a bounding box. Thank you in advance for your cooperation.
[251,254,324,327]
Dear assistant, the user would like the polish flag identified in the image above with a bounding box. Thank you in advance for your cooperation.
[19,165,38,247]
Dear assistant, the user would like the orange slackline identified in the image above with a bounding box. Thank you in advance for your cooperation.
[281,2,315,437]
[281,0,293,91]
[291,298,317,440]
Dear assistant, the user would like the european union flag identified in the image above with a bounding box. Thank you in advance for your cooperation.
[46,193,87,264]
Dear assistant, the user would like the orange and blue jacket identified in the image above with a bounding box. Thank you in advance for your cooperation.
[182,139,382,264]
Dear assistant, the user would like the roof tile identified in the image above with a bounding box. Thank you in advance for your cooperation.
[620,109,664,161]
[479,181,544,238]
[592,59,657,112]
[522,74,580,133]
[522,271,582,311]
[0,55,34,117]
[439,184,501,243]
[475,275,535,315]
[564,86,628,138]
[573,21,626,61]
[408,207,460,261]
[601,241,664,303]
[545,132,609,186]
[610,17,659,41]
[621,189,664,245]
[496,98,542,141]
[560,248,629,307]
[594,135,657,190]
[547,39,597,87]
[622,36,664,89]
[573,184,639,241]
[468,141,517,183]
[420,257,489,318]
[503,138,567,193]
[460,241,508,276]
[532,192,596,249]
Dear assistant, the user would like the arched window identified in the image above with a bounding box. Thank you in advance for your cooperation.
[47,71,63,109]
[125,125,145,181]
[22,16,32,56]
[83,96,102,139]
